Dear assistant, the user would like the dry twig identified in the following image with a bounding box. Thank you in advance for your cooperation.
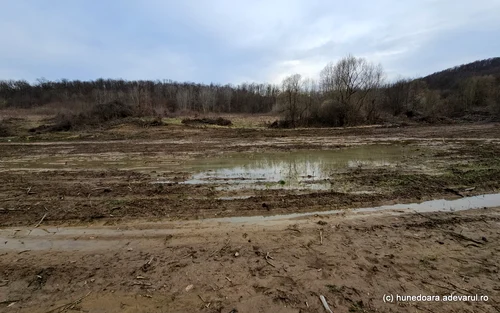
[34,213,47,228]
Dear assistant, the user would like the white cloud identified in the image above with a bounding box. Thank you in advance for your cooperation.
[0,0,499,83]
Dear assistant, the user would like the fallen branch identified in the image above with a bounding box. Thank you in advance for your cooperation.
[44,291,91,313]
[446,231,484,245]
[319,295,333,313]
[198,294,211,307]
[132,281,152,287]
[209,239,230,257]
[34,213,47,228]
[141,256,155,272]
[265,252,277,267]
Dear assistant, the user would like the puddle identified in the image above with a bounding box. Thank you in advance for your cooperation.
[204,193,500,224]
[174,145,412,191]
[2,194,499,251]
[217,196,253,200]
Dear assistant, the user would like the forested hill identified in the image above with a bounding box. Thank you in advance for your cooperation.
[423,57,500,90]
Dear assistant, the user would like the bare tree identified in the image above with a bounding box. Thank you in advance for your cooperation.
[199,87,217,113]
[222,86,233,112]
[301,78,320,121]
[176,89,190,112]
[320,55,384,125]
[277,74,303,126]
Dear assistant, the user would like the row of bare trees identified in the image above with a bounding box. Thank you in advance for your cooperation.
[275,55,385,126]
[0,79,279,114]
[275,55,500,126]
[1,55,499,125]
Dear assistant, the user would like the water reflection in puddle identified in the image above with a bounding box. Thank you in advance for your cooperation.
[159,145,412,191]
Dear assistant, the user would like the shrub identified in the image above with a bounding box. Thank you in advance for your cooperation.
[181,117,232,126]
[90,100,134,123]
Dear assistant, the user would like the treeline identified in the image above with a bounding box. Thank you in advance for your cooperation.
[274,56,500,127]
[1,56,499,127]
[423,57,500,90]
[0,79,279,114]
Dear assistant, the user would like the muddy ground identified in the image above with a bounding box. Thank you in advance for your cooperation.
[1,206,500,312]
[1,123,500,226]
[1,121,500,312]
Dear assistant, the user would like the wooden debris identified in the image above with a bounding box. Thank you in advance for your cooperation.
[44,291,91,313]
[209,239,230,257]
[0,299,19,305]
[319,295,333,313]
[264,252,277,267]
[446,231,484,245]
[132,281,152,287]
[444,187,464,198]
[320,230,323,245]
[198,294,211,307]
[141,256,155,272]
[265,252,274,260]
[34,213,47,228]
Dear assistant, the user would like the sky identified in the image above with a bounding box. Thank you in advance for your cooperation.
[1,0,499,84]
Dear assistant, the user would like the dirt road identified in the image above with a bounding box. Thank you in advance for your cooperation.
[1,205,500,312]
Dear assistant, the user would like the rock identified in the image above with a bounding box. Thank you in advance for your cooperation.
[185,284,194,292]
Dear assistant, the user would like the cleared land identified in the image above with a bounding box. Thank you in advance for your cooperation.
[1,118,500,312]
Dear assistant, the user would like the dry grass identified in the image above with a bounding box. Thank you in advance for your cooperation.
[0,101,89,120]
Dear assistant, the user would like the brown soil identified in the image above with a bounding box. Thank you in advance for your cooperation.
[1,122,500,312]
[1,123,499,227]
[1,207,499,312]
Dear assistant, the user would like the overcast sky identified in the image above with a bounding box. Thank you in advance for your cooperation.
[1,0,499,84]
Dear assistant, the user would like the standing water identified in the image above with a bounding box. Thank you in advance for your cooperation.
[157,145,416,191]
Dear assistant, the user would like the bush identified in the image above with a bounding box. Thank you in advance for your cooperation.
[181,117,232,126]
[30,100,136,133]
[90,100,134,123]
